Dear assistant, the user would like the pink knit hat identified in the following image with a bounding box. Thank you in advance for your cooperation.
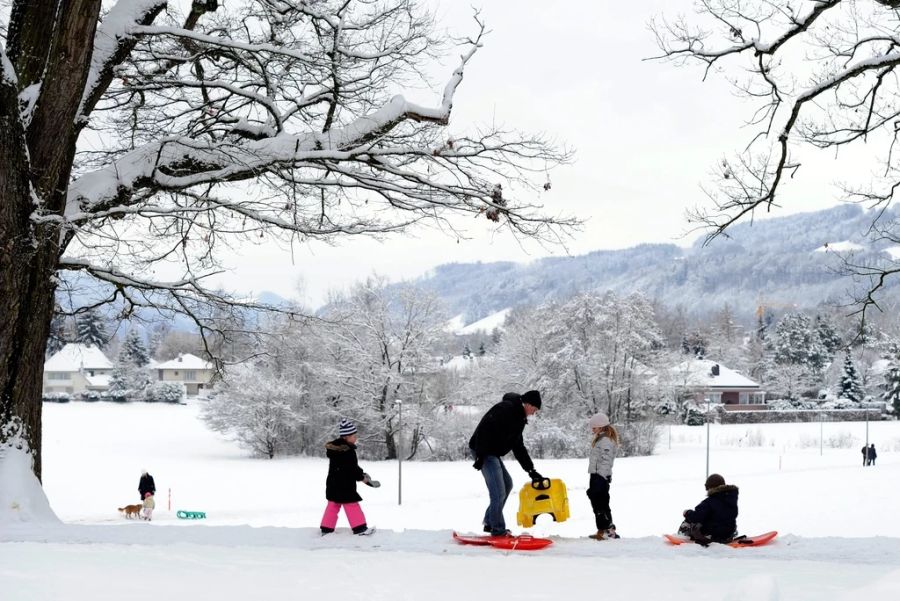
[589,413,610,429]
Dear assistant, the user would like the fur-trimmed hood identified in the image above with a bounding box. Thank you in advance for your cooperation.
[325,438,356,453]
[707,484,739,497]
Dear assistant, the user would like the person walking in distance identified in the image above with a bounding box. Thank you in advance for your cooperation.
[468,390,545,537]
[868,443,877,466]
[138,470,156,501]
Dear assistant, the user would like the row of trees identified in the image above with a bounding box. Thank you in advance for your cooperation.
[202,279,900,460]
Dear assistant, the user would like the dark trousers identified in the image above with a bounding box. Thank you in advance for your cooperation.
[586,473,613,531]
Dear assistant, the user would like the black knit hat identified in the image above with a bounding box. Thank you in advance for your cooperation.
[522,389,542,409]
[705,473,725,490]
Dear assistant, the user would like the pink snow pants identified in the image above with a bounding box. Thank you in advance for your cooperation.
[320,501,366,530]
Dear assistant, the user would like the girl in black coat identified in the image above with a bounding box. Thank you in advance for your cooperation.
[320,419,375,535]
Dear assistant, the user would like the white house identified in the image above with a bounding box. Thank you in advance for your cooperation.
[43,343,114,395]
[671,359,765,407]
[154,353,216,396]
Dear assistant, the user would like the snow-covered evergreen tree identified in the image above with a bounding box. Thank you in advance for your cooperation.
[681,330,707,358]
[75,309,109,348]
[110,330,153,396]
[815,315,843,357]
[774,313,827,371]
[882,346,900,416]
[119,329,151,367]
[840,350,864,403]
[768,312,829,398]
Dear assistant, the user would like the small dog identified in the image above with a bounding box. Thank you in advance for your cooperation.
[118,504,142,519]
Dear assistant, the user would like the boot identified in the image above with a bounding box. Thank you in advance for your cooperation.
[605,527,620,539]
[588,530,605,540]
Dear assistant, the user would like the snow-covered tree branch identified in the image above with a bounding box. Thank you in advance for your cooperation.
[0,0,575,481]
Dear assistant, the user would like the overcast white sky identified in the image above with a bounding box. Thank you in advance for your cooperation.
[209,0,847,308]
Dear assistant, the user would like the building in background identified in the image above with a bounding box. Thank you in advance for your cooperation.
[43,343,113,395]
[154,354,216,396]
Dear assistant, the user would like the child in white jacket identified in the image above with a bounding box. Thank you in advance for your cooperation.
[142,492,155,521]
[587,413,620,540]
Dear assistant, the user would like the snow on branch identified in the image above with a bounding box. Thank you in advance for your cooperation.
[79,0,167,121]
[67,37,479,214]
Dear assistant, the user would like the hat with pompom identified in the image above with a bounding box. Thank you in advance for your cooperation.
[339,418,358,437]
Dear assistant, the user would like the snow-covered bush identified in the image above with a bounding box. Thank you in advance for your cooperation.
[683,404,707,425]
[101,390,128,403]
[41,393,70,403]
[767,398,819,411]
[78,391,101,402]
[422,410,481,461]
[525,422,580,459]
[618,421,661,457]
[201,363,306,458]
[820,398,855,410]
[143,382,184,404]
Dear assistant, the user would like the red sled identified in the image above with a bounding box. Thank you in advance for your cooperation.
[452,532,553,551]
[663,531,778,548]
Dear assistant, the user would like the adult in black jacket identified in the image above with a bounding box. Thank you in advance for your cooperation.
[138,470,156,501]
[681,473,739,544]
[320,418,375,535]
[468,390,544,536]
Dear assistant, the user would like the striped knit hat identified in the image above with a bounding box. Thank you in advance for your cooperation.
[339,418,358,437]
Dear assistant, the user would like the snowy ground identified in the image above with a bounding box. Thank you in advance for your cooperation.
[3,402,900,600]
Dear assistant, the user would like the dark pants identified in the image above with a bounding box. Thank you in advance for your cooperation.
[479,455,513,535]
[586,473,613,531]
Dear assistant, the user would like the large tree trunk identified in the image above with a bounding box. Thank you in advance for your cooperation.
[0,62,59,478]
[0,0,102,481]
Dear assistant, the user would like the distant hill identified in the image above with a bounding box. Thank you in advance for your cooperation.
[409,204,900,325]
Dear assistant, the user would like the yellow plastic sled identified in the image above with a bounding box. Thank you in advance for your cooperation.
[516,478,570,528]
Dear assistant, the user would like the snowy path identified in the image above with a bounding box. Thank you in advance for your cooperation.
[3,523,900,564]
[3,529,900,601]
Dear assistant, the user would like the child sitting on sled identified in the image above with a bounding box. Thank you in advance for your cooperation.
[678,473,738,545]
[320,418,378,536]
[141,492,155,521]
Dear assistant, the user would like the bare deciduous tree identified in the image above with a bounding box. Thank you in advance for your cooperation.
[652,0,900,317]
[317,277,446,459]
[0,1,575,483]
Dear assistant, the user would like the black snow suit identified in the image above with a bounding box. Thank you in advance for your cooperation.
[683,484,739,543]
[324,437,365,503]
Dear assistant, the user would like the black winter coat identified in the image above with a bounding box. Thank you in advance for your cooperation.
[325,438,365,503]
[684,484,739,542]
[138,473,156,499]
[468,393,535,472]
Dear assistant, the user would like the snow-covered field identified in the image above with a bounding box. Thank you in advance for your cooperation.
[3,402,900,600]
